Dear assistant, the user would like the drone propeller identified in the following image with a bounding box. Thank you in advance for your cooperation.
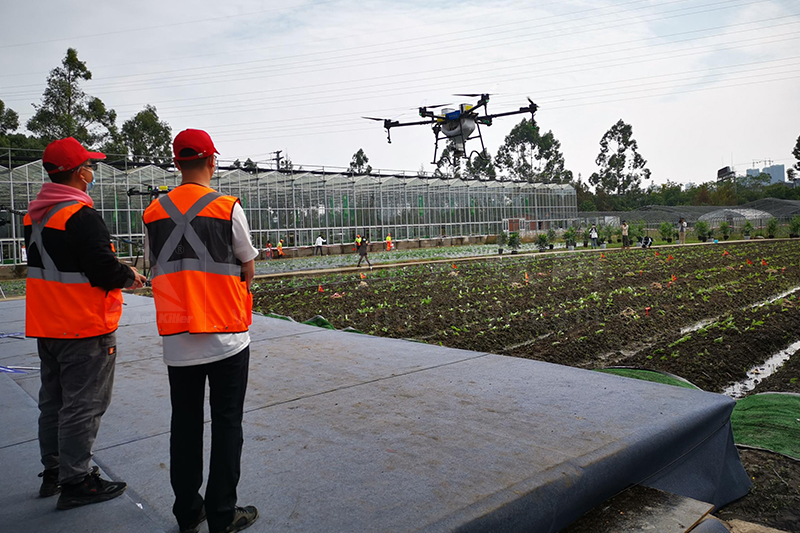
[454,93,492,97]
[362,116,386,121]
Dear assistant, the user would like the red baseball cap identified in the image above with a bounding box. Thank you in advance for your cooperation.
[42,137,106,174]
[173,129,219,161]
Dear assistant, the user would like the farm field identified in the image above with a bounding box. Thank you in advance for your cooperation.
[253,240,800,530]
[254,240,800,394]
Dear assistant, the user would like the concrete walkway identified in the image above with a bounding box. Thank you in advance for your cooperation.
[0,294,750,533]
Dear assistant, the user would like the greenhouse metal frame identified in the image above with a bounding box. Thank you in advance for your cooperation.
[0,157,578,265]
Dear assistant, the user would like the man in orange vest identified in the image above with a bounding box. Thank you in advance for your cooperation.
[276,238,284,257]
[24,137,146,510]
[385,232,392,251]
[143,129,259,533]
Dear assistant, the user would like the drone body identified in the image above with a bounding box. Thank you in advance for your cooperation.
[364,94,538,164]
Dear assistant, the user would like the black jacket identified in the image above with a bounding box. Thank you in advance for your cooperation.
[25,206,135,292]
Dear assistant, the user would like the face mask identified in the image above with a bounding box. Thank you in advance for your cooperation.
[82,177,95,193]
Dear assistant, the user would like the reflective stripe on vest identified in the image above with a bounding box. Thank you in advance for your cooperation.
[150,192,241,279]
[25,201,123,338]
[26,201,92,285]
[144,187,250,336]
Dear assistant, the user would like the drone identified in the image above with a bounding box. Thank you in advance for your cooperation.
[364,93,538,164]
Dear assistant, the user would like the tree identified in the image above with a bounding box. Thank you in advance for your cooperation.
[0,99,19,135]
[589,119,650,195]
[792,135,800,173]
[434,141,461,179]
[244,158,258,172]
[27,48,119,148]
[121,105,172,163]
[464,149,497,180]
[496,118,572,183]
[348,148,372,175]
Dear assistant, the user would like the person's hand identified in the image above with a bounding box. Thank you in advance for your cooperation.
[126,271,147,291]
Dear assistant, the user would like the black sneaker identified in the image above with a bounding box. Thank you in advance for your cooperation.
[38,468,60,497]
[213,505,258,533]
[56,466,127,510]
[179,506,207,533]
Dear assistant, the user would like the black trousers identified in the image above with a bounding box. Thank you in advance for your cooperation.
[168,346,250,532]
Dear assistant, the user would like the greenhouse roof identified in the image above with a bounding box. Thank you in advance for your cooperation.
[698,207,772,222]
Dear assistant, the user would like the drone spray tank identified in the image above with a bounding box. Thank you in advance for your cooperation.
[439,104,476,153]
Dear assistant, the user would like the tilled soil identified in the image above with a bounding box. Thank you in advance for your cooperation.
[716,449,800,532]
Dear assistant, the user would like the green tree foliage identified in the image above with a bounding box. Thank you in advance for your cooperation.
[0,99,19,135]
[120,105,172,163]
[464,149,497,180]
[496,118,572,183]
[348,148,372,175]
[589,119,650,195]
[26,48,118,148]
[434,141,461,179]
[793,135,800,173]
[244,158,258,172]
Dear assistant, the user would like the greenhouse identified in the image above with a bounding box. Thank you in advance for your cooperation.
[0,160,578,264]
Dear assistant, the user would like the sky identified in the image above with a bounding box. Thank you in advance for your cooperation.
[1,0,799,187]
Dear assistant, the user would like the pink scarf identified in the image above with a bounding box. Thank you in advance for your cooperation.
[28,183,93,223]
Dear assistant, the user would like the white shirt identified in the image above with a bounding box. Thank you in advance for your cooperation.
[144,200,259,367]
[315,236,324,246]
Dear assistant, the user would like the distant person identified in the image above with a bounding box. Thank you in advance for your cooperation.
[26,137,145,510]
[589,224,598,249]
[679,218,687,245]
[314,234,325,256]
[385,233,392,251]
[143,129,259,533]
[276,238,285,258]
[356,234,372,269]
[640,235,653,249]
[264,241,272,260]
[621,221,630,249]
[20,244,27,263]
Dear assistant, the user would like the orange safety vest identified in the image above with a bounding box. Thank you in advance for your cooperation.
[143,184,252,336]
[24,201,123,338]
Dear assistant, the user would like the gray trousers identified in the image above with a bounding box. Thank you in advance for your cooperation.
[37,332,117,484]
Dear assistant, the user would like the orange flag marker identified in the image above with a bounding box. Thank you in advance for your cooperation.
[747,259,753,265]
[722,250,730,257]
[359,272,366,279]
[318,285,324,293]
[761,259,768,266]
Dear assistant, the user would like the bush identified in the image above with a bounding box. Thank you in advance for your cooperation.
[497,231,508,248]
[582,227,592,244]
[563,226,578,247]
[766,217,778,238]
[547,227,557,244]
[600,225,614,244]
[694,220,711,241]
[789,215,800,237]
[659,222,673,242]
[743,220,753,236]
[630,222,645,241]
[719,221,730,240]
[507,232,521,251]
[535,233,549,251]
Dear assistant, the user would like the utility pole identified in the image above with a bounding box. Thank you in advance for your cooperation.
[275,150,283,170]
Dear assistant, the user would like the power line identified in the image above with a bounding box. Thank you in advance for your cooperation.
[0,0,770,97]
